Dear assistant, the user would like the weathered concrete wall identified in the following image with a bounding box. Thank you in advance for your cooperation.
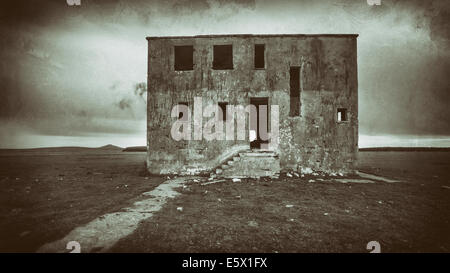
[146,34,358,175]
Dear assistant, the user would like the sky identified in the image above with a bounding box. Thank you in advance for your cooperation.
[0,0,449,148]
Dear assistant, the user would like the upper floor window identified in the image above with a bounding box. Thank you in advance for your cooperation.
[254,44,265,69]
[174,46,193,71]
[213,45,233,70]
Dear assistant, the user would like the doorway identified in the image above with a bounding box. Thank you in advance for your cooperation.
[249,97,269,149]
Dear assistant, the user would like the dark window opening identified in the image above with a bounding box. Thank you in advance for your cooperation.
[337,108,348,122]
[254,44,265,69]
[178,102,189,121]
[289,67,300,116]
[213,45,233,70]
[218,102,228,121]
[174,46,193,71]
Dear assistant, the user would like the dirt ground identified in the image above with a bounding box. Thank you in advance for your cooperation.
[111,151,450,253]
[0,148,165,252]
[0,149,449,252]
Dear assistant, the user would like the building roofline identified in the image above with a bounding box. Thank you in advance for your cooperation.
[146,34,359,40]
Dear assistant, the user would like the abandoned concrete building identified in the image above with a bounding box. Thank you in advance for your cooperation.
[146,34,358,177]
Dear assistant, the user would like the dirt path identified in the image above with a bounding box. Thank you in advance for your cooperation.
[37,177,190,253]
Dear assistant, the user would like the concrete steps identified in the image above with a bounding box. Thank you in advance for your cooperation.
[211,149,280,179]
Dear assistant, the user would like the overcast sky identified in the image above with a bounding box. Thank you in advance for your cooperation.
[0,0,449,148]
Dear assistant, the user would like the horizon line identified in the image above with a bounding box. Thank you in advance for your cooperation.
[1,145,450,151]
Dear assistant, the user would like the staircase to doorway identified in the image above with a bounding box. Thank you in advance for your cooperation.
[211,149,280,179]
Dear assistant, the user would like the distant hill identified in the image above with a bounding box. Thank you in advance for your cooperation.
[98,144,123,150]
[122,146,147,152]
[11,146,95,152]
[359,147,450,152]
[0,145,123,152]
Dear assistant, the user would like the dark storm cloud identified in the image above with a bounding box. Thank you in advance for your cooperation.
[0,0,449,148]
[117,98,132,110]
[357,0,450,136]
[392,0,450,44]
[0,0,61,27]
[134,82,147,101]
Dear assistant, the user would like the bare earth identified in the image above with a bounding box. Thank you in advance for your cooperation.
[0,148,165,252]
[0,149,449,252]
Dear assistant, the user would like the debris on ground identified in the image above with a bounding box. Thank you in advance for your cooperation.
[285,204,294,208]
[248,220,258,227]
[286,173,293,177]
[308,179,315,183]
[176,207,183,212]
[19,231,30,237]
[356,171,401,183]
[324,213,329,216]
[335,179,375,184]
[201,179,226,186]
[301,167,313,175]
[10,208,22,215]
[232,178,241,183]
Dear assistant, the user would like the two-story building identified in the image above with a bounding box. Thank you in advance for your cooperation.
[146,34,358,177]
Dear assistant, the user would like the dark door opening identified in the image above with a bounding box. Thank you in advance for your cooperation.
[249,97,269,149]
